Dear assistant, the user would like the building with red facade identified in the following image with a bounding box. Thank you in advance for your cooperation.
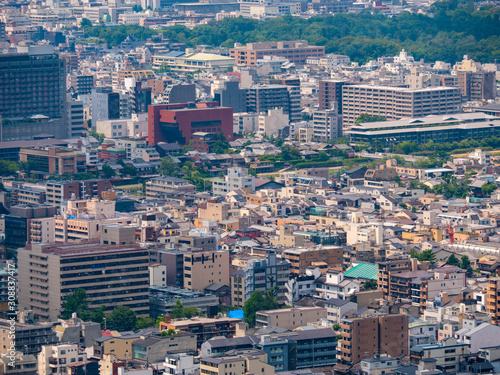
[148,102,233,145]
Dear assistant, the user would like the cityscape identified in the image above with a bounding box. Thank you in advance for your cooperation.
[0,0,499,374]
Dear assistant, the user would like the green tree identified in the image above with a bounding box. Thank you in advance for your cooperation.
[460,255,471,270]
[132,4,143,12]
[446,253,460,266]
[122,164,137,177]
[80,18,92,28]
[211,132,230,154]
[481,183,497,197]
[409,249,436,263]
[335,137,350,145]
[90,129,105,144]
[159,157,179,176]
[0,160,19,176]
[182,139,194,154]
[105,306,137,331]
[248,168,257,177]
[170,299,204,319]
[135,316,155,330]
[243,289,280,327]
[155,316,165,327]
[161,328,177,336]
[101,164,116,178]
[363,279,378,290]
[355,113,387,124]
[61,288,89,319]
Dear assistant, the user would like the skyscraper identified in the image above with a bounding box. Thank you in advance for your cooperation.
[91,87,120,127]
[0,45,67,140]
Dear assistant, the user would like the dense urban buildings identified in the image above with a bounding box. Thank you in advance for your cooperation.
[1,3,500,374]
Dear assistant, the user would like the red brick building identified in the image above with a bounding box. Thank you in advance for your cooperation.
[148,102,233,145]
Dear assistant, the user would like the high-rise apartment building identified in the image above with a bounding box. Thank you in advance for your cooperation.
[129,81,152,114]
[91,87,120,127]
[457,70,496,101]
[67,98,86,138]
[283,246,343,275]
[377,258,412,297]
[486,278,500,325]
[213,81,247,113]
[18,242,150,321]
[68,75,94,95]
[183,249,230,291]
[244,250,291,302]
[341,85,461,129]
[318,80,352,112]
[0,45,67,140]
[246,85,301,123]
[230,40,325,66]
[312,108,342,142]
[0,45,66,119]
[339,314,409,365]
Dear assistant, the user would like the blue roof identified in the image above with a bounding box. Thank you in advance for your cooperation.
[228,310,244,319]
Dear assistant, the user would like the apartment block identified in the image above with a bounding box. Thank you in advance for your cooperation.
[486,278,500,325]
[146,176,196,199]
[231,269,246,308]
[201,350,274,375]
[341,85,461,129]
[46,180,113,205]
[312,109,342,142]
[230,40,325,66]
[10,182,46,205]
[183,249,230,291]
[340,314,409,365]
[160,317,242,348]
[0,319,57,356]
[246,85,300,123]
[18,242,150,321]
[377,259,412,297]
[318,80,351,112]
[283,246,343,274]
[457,70,496,101]
[0,46,66,120]
[19,147,86,176]
[212,167,255,196]
[410,337,469,374]
[244,251,291,302]
[255,306,327,330]
[38,343,88,375]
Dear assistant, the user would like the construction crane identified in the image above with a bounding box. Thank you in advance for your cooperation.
[446,224,455,244]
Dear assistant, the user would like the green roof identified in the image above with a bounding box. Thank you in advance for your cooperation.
[344,263,378,280]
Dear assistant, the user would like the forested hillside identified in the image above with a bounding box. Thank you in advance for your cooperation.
[82,0,500,63]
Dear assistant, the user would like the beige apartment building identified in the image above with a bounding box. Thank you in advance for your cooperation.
[230,40,324,66]
[487,278,500,325]
[255,307,327,330]
[146,176,196,199]
[342,85,461,129]
[283,246,343,274]
[198,199,230,222]
[18,242,150,321]
[183,249,230,291]
[200,350,274,375]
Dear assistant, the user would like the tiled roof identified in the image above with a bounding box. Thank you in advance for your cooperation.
[344,263,378,280]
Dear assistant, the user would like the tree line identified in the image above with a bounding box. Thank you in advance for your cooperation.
[81,0,500,63]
